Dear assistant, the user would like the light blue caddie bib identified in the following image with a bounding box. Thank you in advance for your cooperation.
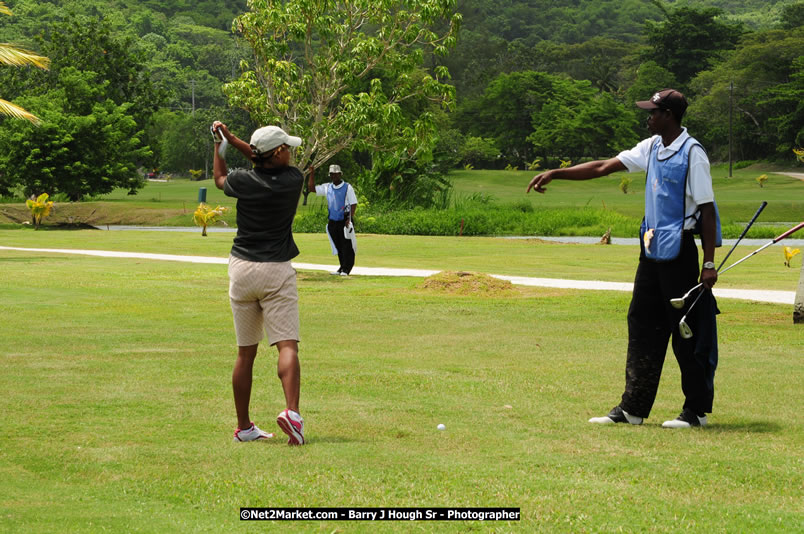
[640,137,721,261]
[327,183,349,221]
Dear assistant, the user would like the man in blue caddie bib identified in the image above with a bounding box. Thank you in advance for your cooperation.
[308,165,358,275]
[527,89,720,429]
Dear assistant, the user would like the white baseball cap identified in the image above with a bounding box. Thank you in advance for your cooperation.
[249,126,302,156]
[328,164,342,173]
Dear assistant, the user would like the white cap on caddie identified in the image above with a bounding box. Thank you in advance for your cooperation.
[328,164,342,174]
[249,126,302,156]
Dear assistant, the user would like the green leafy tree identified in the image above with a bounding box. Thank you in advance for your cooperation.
[223,0,461,177]
[457,71,559,166]
[688,28,804,160]
[152,106,254,177]
[0,1,49,124]
[779,2,804,30]
[431,128,465,172]
[0,68,151,200]
[351,150,451,209]
[645,2,744,87]
[460,136,500,169]
[528,78,638,162]
[532,37,640,94]
[625,61,678,108]
[37,14,168,132]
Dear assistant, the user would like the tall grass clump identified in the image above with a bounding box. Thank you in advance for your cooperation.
[347,206,639,237]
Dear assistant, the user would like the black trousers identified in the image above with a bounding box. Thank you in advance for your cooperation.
[620,232,715,418]
[328,219,355,274]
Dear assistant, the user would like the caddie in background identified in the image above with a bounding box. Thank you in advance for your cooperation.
[212,121,306,445]
[308,164,358,276]
[527,89,722,429]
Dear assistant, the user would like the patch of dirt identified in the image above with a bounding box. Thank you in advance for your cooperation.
[418,270,515,296]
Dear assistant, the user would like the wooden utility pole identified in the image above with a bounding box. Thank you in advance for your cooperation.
[728,81,733,178]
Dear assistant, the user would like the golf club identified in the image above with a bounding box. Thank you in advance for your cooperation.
[670,201,768,309]
[678,216,804,340]
[678,288,705,339]
[674,220,804,339]
[715,219,804,274]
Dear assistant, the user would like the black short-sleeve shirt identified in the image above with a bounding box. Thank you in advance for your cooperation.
[223,166,304,262]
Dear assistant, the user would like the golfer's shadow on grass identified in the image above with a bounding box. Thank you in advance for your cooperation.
[706,421,782,433]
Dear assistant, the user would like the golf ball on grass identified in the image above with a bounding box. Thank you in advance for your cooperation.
[437,424,446,431]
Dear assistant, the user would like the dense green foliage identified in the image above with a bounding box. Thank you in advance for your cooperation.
[0,0,801,205]
[689,27,804,159]
[0,67,151,200]
[644,3,745,85]
[0,15,160,199]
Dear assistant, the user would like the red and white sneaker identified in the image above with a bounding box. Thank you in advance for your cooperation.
[276,409,305,445]
[233,422,274,442]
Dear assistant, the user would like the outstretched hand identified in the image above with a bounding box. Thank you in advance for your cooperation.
[527,170,554,194]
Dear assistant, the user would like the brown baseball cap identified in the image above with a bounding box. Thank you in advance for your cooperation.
[636,89,688,120]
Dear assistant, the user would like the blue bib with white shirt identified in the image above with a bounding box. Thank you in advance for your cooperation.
[640,137,721,261]
[326,182,349,221]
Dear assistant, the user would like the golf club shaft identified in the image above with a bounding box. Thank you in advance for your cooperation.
[718,220,804,276]
[681,287,706,321]
[673,219,801,303]
[717,201,767,270]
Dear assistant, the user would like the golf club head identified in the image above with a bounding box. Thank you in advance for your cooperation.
[670,297,686,309]
[678,319,693,339]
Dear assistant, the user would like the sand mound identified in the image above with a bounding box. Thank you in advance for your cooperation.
[419,271,514,296]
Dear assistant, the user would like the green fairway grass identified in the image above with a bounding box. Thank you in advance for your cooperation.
[450,166,804,223]
[1,228,801,292]
[1,233,803,532]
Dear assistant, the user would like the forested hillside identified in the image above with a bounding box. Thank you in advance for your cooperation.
[1,0,801,204]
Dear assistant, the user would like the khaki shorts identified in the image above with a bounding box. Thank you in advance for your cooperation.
[228,256,300,346]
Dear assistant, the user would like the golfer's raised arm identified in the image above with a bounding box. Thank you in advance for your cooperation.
[306,166,316,193]
[212,127,228,190]
[527,157,627,194]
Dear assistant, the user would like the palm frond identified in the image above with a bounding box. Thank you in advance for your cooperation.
[0,2,11,16]
[0,44,50,69]
[0,98,42,125]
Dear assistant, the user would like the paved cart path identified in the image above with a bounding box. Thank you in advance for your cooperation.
[1,245,795,305]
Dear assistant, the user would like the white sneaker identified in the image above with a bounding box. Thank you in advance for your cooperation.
[339,272,349,276]
[277,409,305,445]
[588,406,643,425]
[329,271,341,275]
[233,422,274,442]
[662,409,707,428]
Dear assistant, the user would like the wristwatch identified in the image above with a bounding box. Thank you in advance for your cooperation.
[702,261,716,270]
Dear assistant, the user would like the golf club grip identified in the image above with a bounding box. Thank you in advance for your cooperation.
[772,221,804,243]
[739,201,767,240]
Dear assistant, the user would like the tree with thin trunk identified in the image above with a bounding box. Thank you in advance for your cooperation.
[224,0,461,200]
